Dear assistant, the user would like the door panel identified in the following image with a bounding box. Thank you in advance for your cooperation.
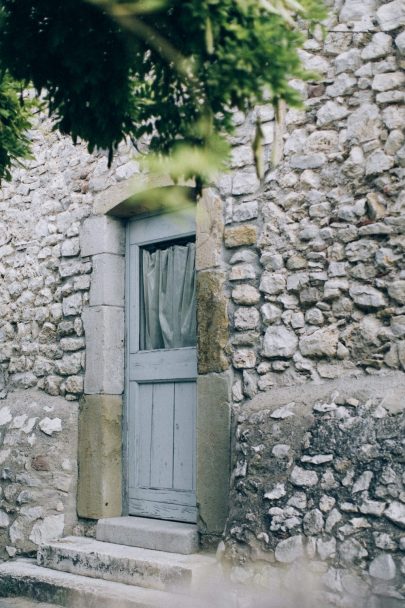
[173,382,196,491]
[150,382,174,489]
[126,208,197,522]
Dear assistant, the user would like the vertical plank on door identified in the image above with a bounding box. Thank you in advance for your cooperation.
[173,382,196,491]
[136,383,153,488]
[150,382,174,489]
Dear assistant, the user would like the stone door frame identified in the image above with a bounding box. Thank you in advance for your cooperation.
[77,181,231,544]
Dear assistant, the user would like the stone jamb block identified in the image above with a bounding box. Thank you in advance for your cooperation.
[89,253,125,307]
[196,188,224,271]
[80,215,125,257]
[197,271,229,374]
[197,371,231,538]
[77,394,122,519]
[83,306,124,395]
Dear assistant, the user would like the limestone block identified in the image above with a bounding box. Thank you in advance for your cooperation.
[396,30,405,55]
[349,283,387,308]
[334,49,362,74]
[77,394,122,519]
[229,263,255,281]
[65,375,84,394]
[62,292,82,317]
[362,33,392,60]
[365,150,394,175]
[80,215,125,257]
[229,248,259,265]
[232,349,256,369]
[275,535,305,563]
[369,554,396,580]
[299,328,339,357]
[377,0,405,31]
[231,144,253,168]
[306,131,339,153]
[89,253,125,307]
[234,307,260,331]
[372,72,405,92]
[55,353,82,376]
[39,417,62,436]
[382,105,405,130]
[196,189,224,271]
[83,306,124,394]
[290,466,318,488]
[232,171,260,196]
[388,280,405,304]
[263,326,298,358]
[261,303,282,325]
[326,74,356,97]
[29,514,65,546]
[232,201,258,223]
[197,272,229,374]
[317,101,349,127]
[384,501,405,527]
[232,284,261,305]
[340,0,377,24]
[346,104,381,142]
[260,272,286,295]
[290,153,326,169]
[61,238,80,257]
[303,509,324,535]
[197,372,231,536]
[224,225,257,248]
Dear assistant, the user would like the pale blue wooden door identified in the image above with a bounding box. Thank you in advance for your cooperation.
[127,208,197,522]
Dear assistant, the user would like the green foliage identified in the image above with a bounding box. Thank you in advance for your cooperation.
[0,71,33,181]
[0,0,326,184]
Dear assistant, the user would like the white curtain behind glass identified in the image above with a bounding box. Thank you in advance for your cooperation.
[141,242,196,350]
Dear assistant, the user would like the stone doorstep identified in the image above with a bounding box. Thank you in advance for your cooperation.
[96,517,199,555]
[0,560,194,608]
[0,599,60,608]
[37,537,217,593]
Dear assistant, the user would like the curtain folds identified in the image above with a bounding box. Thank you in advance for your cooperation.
[141,242,196,350]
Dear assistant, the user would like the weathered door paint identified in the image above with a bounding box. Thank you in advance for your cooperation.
[126,208,197,522]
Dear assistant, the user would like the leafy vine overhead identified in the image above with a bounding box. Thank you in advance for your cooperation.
[0,0,325,186]
[0,73,34,182]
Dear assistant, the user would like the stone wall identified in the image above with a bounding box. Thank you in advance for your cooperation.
[0,116,138,401]
[217,0,405,603]
[0,115,139,553]
[0,390,78,560]
[223,375,405,607]
[220,0,405,397]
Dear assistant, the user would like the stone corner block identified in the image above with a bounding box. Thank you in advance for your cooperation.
[89,253,125,307]
[197,271,229,374]
[80,215,125,257]
[83,306,124,395]
[77,394,122,519]
[196,188,224,271]
[197,371,232,536]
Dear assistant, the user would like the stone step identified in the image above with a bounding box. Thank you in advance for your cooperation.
[37,536,217,592]
[0,598,60,608]
[0,560,200,608]
[96,516,199,555]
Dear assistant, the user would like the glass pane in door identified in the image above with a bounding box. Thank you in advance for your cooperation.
[140,240,196,350]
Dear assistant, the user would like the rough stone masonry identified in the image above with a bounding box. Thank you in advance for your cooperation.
[0,0,404,605]
[213,0,405,605]
[0,121,140,555]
